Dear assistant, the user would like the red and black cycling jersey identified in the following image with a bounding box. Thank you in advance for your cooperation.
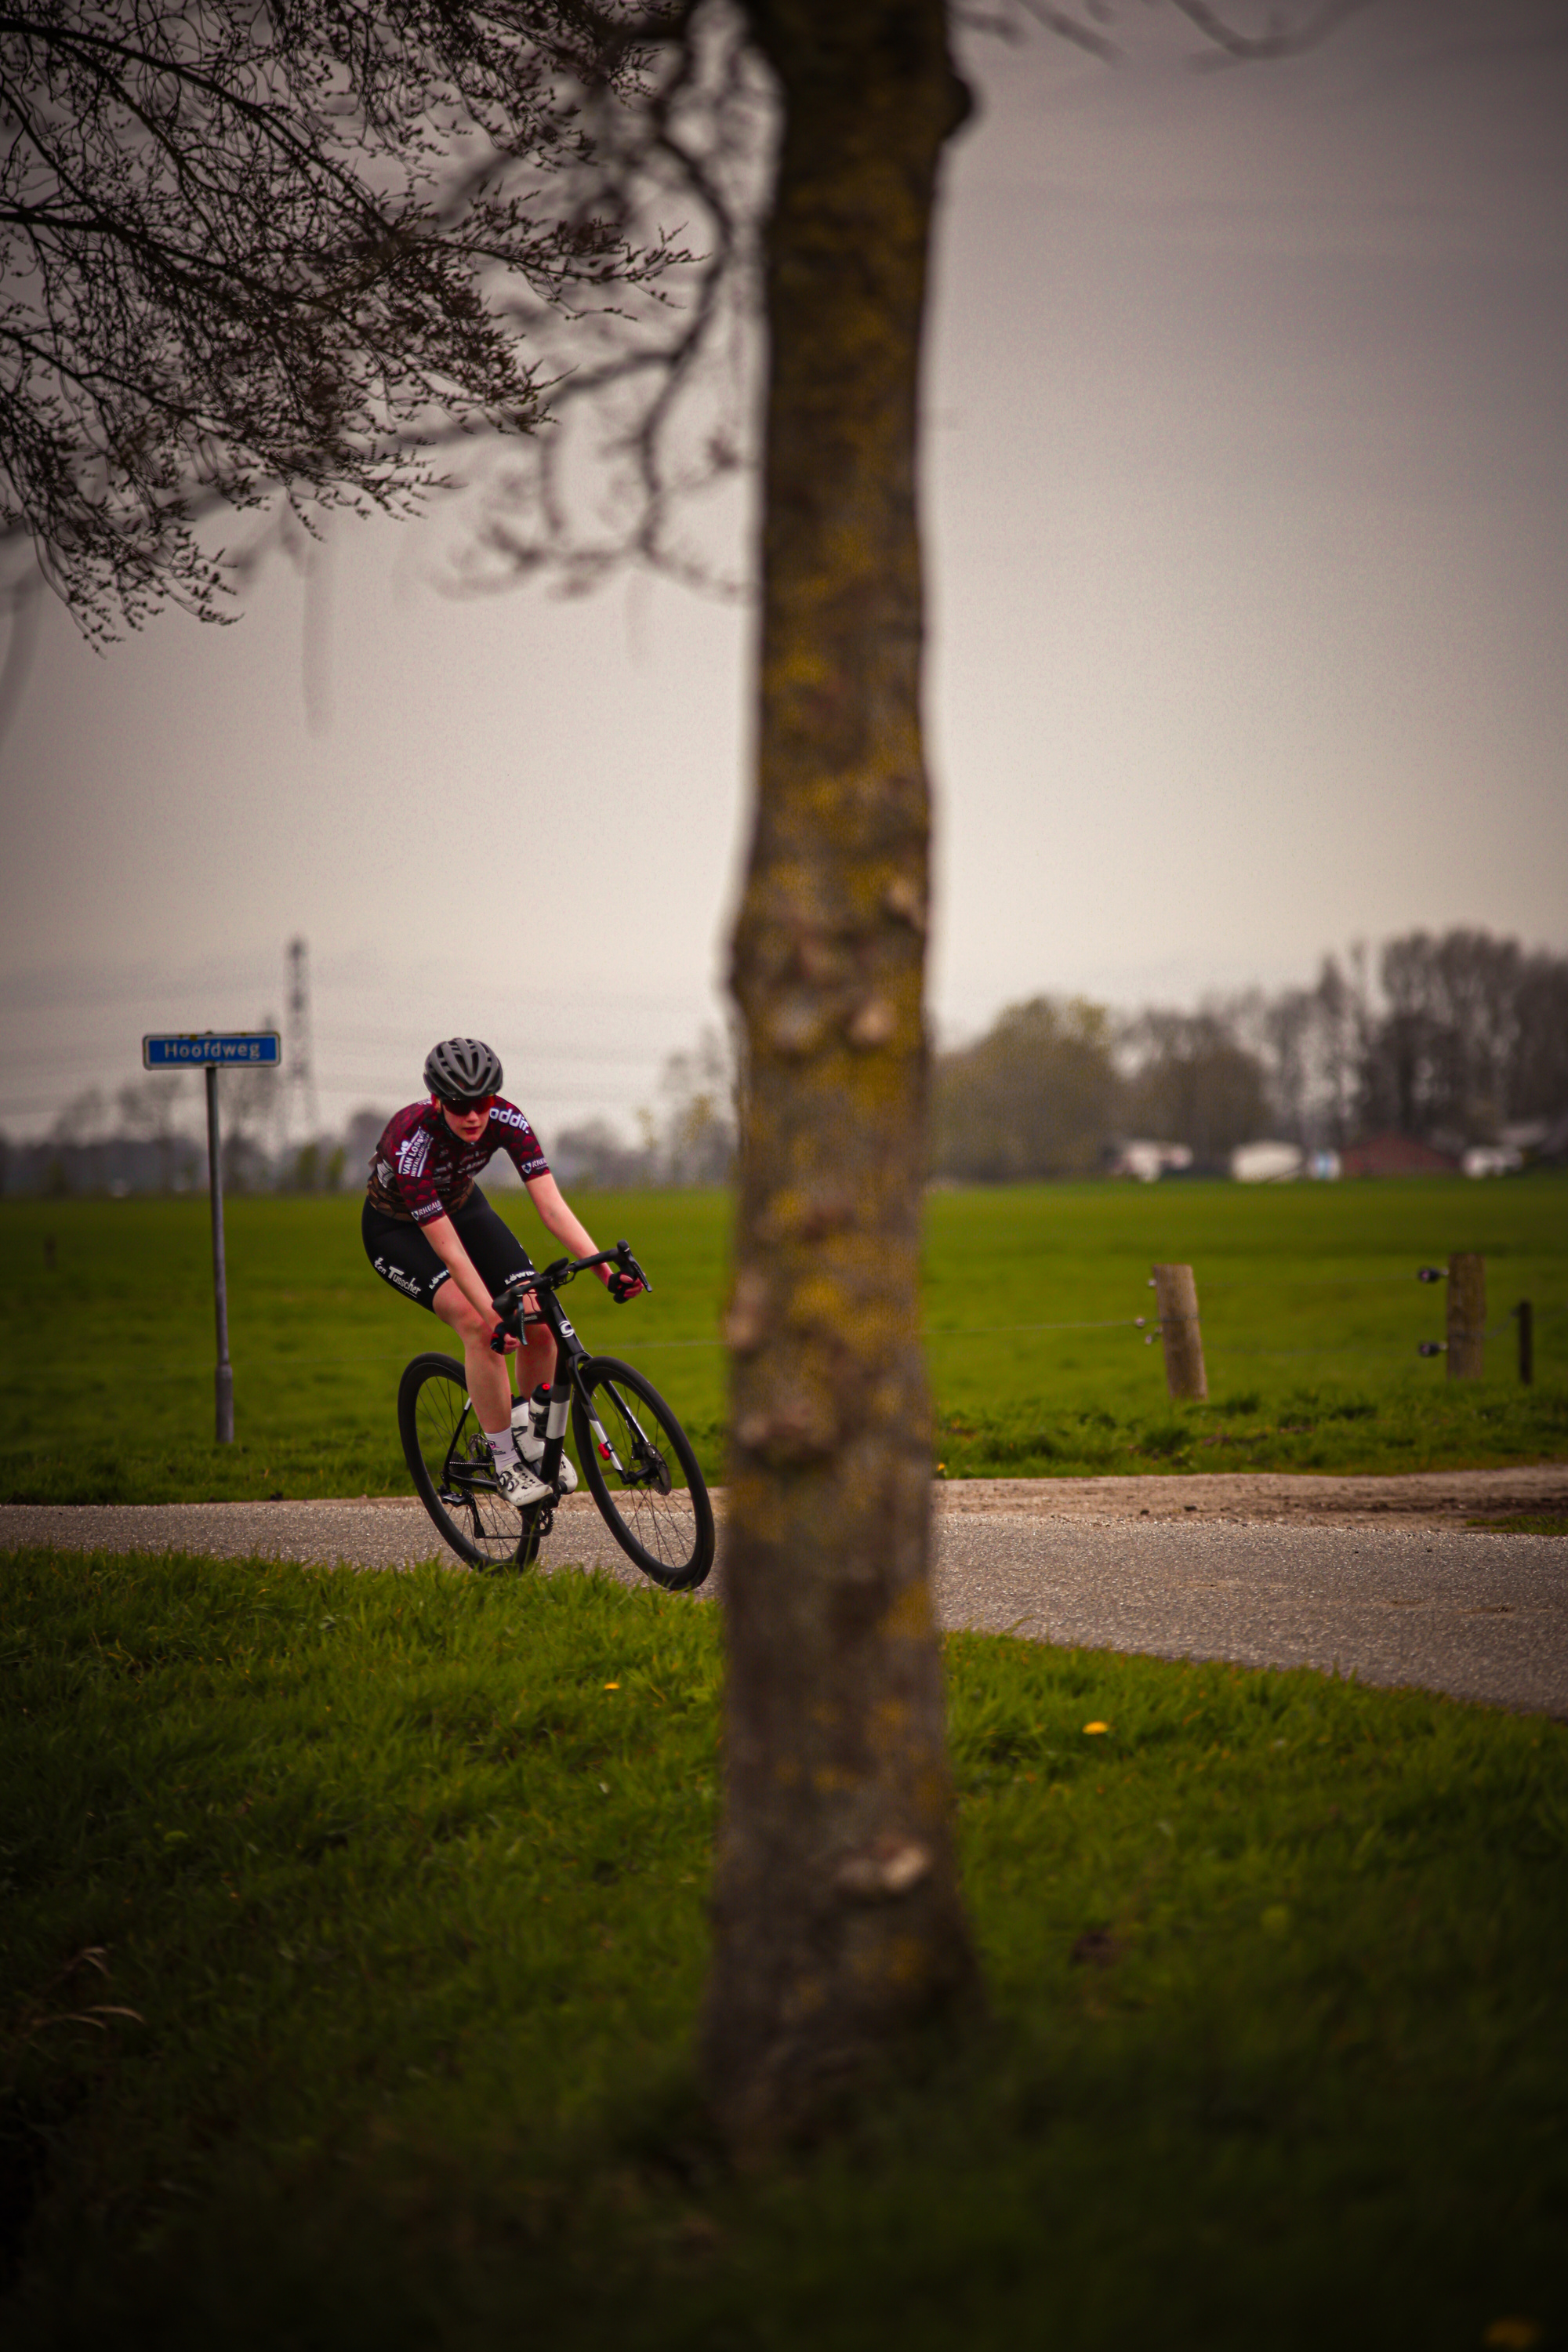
[365,1099,550,1225]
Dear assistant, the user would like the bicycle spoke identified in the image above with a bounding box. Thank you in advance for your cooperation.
[402,1354,517,1567]
[574,1360,712,1586]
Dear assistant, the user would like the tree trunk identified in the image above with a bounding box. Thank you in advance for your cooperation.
[701,0,979,2153]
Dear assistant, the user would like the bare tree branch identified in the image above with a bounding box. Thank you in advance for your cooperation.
[1166,0,1377,69]
[0,1,686,640]
[1011,0,1121,64]
[0,0,1377,641]
[456,0,1374,604]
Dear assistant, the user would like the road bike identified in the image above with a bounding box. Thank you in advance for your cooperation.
[397,1240,714,1590]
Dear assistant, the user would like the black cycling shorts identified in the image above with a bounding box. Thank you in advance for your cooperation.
[362,1189,534,1314]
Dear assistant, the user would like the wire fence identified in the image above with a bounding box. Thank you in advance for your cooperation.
[52,1302,1562,1386]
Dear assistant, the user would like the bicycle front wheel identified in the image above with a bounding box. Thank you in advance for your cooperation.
[572,1357,714,1591]
[398,1352,519,1570]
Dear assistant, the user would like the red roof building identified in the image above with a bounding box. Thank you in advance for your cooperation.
[1340,1133,1460,1178]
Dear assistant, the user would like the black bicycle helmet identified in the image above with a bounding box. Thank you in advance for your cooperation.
[423,1036,503,1105]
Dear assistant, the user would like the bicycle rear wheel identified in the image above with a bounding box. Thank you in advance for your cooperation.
[572,1356,714,1591]
[398,1352,520,1570]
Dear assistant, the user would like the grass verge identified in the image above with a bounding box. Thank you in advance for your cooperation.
[933,1377,1568,1480]
[3,1181,1566,1500]
[3,1547,1565,2349]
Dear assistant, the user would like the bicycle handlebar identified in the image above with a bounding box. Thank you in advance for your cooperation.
[488,1239,650,1338]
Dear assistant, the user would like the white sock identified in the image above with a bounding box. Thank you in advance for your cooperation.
[485,1425,519,1465]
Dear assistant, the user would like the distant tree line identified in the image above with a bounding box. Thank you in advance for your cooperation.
[8,935,1564,1196]
[2,1031,739,1197]
[550,1028,738,1189]
[931,928,1568,1181]
[1,1063,347,1199]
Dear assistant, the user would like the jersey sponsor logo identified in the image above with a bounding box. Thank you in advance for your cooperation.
[489,1105,535,1134]
[397,1131,432,1177]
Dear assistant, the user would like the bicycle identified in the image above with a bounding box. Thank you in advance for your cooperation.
[396,1240,714,1591]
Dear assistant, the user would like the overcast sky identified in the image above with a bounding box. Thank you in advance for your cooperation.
[2,0,1564,1146]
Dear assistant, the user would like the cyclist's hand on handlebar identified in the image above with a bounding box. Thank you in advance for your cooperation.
[486,1316,522,1355]
[605,1269,643,1303]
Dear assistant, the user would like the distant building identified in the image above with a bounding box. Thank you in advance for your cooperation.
[1506,1113,1568,1167]
[1339,1134,1460,1178]
[1461,1145,1523,1178]
[1106,1140,1194,1184]
[1230,1140,1305,1184]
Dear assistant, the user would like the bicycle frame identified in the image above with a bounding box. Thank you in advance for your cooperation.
[490,1241,655,1566]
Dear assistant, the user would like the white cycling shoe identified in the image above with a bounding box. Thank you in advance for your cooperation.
[490,1455,552,1512]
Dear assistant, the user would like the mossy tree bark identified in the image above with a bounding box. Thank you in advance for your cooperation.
[701,0,980,2151]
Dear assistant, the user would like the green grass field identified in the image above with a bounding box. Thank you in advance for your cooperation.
[2,1178,1565,1503]
[2,1548,1564,2350]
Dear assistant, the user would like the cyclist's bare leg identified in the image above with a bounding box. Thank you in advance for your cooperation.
[432,1282,514,1430]
[517,1324,557,1405]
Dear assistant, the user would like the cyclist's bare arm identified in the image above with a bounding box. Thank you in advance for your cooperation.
[524,1174,644,1295]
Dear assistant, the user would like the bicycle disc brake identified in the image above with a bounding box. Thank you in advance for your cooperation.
[630,1442,672,1494]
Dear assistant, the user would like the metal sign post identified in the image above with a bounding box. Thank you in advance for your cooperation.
[143,1031,281,1443]
[205,1063,234,1443]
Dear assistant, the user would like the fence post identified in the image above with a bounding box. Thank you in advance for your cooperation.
[1446,1252,1485,1380]
[1515,1299,1534,1386]
[1152,1263,1207,1401]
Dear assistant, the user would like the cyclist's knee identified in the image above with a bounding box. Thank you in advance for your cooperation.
[437,1289,485,1341]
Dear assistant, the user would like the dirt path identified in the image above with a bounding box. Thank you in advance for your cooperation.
[929,1461,1568,1526]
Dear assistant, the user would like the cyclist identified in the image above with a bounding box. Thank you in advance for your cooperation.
[363,1037,640,1512]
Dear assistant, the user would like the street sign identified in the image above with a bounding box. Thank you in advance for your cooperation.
[143,1031,280,1069]
[142,1029,281,1442]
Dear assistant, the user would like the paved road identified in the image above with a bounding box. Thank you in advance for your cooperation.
[5,1486,1564,1718]
[934,1515,1566,1717]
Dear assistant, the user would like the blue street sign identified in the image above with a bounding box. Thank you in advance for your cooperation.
[143,1031,281,1069]
[140,1030,280,1442]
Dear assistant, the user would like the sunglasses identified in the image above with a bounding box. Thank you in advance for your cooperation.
[435,1092,495,1116]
